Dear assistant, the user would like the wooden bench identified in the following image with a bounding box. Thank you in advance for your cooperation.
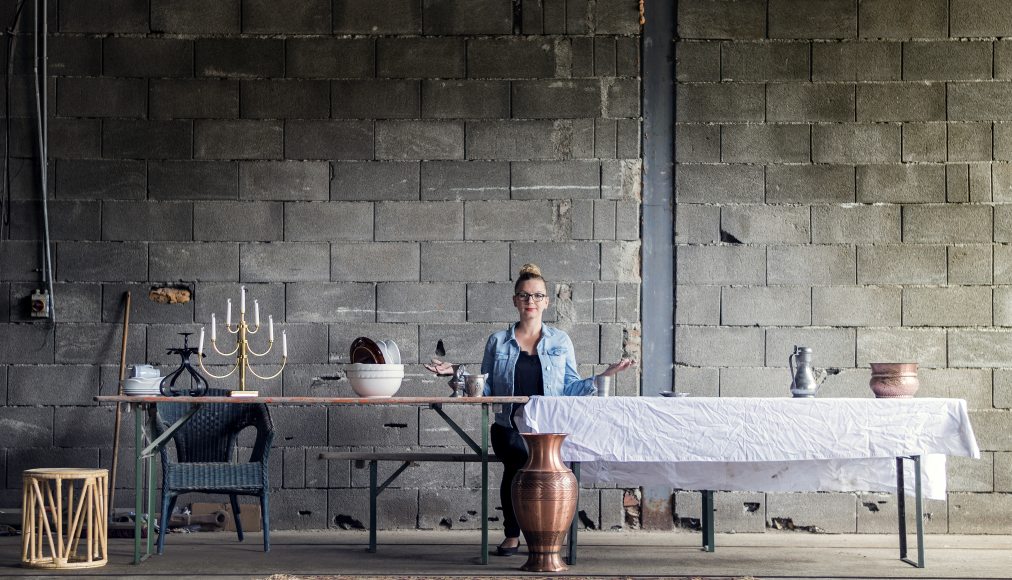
[319,451,503,554]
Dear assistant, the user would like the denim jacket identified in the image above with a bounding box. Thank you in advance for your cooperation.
[480,322,595,428]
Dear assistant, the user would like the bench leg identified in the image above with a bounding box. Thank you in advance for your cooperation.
[369,460,377,554]
[702,490,714,552]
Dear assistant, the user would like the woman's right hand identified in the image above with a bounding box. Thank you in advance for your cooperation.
[424,358,455,376]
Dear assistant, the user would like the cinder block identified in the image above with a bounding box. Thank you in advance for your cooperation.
[240,242,329,282]
[100,282,192,324]
[512,79,601,119]
[813,286,901,327]
[58,241,147,282]
[601,159,641,200]
[152,0,240,34]
[466,120,593,160]
[593,200,616,240]
[674,491,766,533]
[952,330,1012,368]
[283,448,306,488]
[858,244,946,284]
[333,80,419,119]
[903,286,991,327]
[270,489,328,531]
[421,80,508,119]
[595,38,617,77]
[376,121,464,160]
[351,448,463,490]
[328,487,417,530]
[768,244,855,285]
[329,403,418,447]
[812,41,900,81]
[103,37,192,77]
[859,0,947,37]
[8,365,98,405]
[328,322,419,365]
[675,204,719,244]
[616,283,639,323]
[616,36,639,77]
[286,283,375,323]
[948,123,993,162]
[521,0,544,34]
[285,121,373,161]
[417,323,500,367]
[56,323,144,365]
[904,204,991,243]
[332,243,419,282]
[59,0,148,32]
[285,38,374,79]
[675,164,764,203]
[102,119,192,160]
[996,41,1012,80]
[467,283,528,322]
[150,242,240,281]
[906,41,993,82]
[595,119,618,159]
[673,365,719,396]
[565,323,602,364]
[951,0,1012,37]
[856,493,947,534]
[467,38,559,79]
[193,201,282,242]
[421,161,509,200]
[675,124,719,162]
[512,161,600,200]
[0,407,53,448]
[721,286,811,326]
[102,201,192,242]
[766,492,856,533]
[332,162,419,201]
[675,326,764,367]
[858,82,945,122]
[948,454,993,492]
[722,41,809,81]
[0,241,40,282]
[150,79,239,119]
[812,371,872,400]
[616,200,639,241]
[902,123,946,162]
[240,161,329,201]
[676,83,764,122]
[766,165,854,203]
[42,37,100,77]
[811,205,899,244]
[677,0,765,39]
[10,282,102,323]
[722,124,809,163]
[243,0,330,33]
[240,80,330,119]
[511,242,601,282]
[57,78,145,118]
[766,328,856,368]
[812,123,900,163]
[269,406,328,447]
[970,410,1012,451]
[375,201,462,241]
[768,0,855,38]
[194,120,283,160]
[992,287,1012,327]
[149,161,238,201]
[719,366,789,398]
[196,39,284,78]
[9,200,100,241]
[377,282,465,323]
[949,492,1012,533]
[676,245,765,285]
[855,328,947,367]
[423,0,511,34]
[720,205,810,243]
[857,164,945,203]
[994,123,1012,161]
[56,159,145,200]
[333,0,420,33]
[949,244,992,285]
[948,164,971,202]
[284,202,371,242]
[378,38,465,79]
[421,242,509,282]
[948,82,1012,122]
[676,285,720,325]
[919,368,993,409]
[464,200,555,241]
[676,42,720,82]
[54,406,117,447]
[766,82,854,122]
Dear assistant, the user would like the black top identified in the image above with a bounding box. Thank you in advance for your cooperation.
[514,350,544,397]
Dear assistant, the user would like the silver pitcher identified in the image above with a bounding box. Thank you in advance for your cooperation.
[789,346,825,398]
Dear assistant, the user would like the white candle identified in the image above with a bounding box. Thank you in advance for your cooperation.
[226,299,232,326]
[254,300,260,326]
[269,315,274,341]
[282,331,288,357]
[240,286,246,313]
[211,314,216,341]
[199,327,205,355]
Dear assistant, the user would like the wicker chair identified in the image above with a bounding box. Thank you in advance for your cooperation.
[149,389,274,554]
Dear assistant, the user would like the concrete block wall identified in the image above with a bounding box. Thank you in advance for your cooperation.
[0,0,641,532]
[677,0,1011,533]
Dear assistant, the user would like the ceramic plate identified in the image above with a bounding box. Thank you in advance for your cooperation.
[350,336,384,364]
[382,340,401,365]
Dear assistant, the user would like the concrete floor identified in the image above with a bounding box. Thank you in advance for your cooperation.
[2,530,1011,579]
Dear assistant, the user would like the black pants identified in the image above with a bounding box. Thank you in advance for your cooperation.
[490,422,528,539]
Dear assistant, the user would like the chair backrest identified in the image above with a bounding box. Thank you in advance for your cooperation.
[151,388,273,464]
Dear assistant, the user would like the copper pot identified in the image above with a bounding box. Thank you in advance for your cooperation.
[869,362,919,398]
[511,433,578,572]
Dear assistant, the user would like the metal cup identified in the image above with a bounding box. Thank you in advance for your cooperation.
[463,374,485,397]
[594,375,612,396]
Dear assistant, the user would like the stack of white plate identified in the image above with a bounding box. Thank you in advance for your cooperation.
[345,363,404,398]
[376,340,401,364]
[123,377,163,396]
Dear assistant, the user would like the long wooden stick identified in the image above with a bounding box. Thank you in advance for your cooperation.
[108,291,131,517]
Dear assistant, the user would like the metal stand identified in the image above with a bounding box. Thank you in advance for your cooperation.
[701,490,715,552]
[896,455,924,568]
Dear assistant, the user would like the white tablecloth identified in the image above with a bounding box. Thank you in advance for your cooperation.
[517,397,980,500]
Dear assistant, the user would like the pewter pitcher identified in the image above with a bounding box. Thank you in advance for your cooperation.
[789,345,820,398]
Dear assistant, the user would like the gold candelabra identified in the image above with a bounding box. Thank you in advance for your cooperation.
[198,286,287,397]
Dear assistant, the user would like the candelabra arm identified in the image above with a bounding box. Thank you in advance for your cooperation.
[197,353,240,380]
[246,356,288,381]
[246,339,274,358]
[210,339,240,357]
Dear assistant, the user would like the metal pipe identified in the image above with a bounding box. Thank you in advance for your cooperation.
[31,0,54,322]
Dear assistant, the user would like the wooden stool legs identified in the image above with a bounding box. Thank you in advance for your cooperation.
[22,468,108,569]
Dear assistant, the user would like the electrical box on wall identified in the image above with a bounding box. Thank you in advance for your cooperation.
[30,289,49,318]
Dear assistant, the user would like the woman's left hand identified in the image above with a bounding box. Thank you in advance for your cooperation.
[599,358,636,377]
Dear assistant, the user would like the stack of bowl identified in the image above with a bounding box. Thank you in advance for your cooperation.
[347,337,403,398]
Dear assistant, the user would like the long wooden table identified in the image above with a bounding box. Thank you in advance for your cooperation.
[95,395,529,565]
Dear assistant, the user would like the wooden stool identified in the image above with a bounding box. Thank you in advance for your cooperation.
[22,468,108,569]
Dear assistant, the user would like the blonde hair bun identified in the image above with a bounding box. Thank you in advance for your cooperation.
[518,263,542,278]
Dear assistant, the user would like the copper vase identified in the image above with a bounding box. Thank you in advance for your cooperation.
[511,433,579,572]
[869,362,919,398]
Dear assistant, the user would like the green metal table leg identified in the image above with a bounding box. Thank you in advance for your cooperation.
[567,461,580,565]
[702,490,714,552]
[898,455,925,568]
[481,403,489,565]
[146,447,156,555]
[134,404,143,564]
[369,460,377,553]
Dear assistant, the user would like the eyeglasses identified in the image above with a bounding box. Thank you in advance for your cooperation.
[515,292,547,302]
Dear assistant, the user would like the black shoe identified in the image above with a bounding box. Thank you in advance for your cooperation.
[496,539,520,556]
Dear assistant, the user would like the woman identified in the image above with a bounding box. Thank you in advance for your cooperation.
[425,263,634,556]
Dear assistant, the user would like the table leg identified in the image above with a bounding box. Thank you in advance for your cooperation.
[481,403,489,565]
[146,448,156,556]
[567,461,580,565]
[369,460,377,554]
[133,405,143,564]
[897,455,925,568]
[702,490,714,552]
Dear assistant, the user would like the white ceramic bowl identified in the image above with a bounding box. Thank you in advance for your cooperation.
[123,377,163,395]
[347,375,403,398]
[347,363,404,371]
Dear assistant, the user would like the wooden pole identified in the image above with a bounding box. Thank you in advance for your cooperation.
[108,291,131,517]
